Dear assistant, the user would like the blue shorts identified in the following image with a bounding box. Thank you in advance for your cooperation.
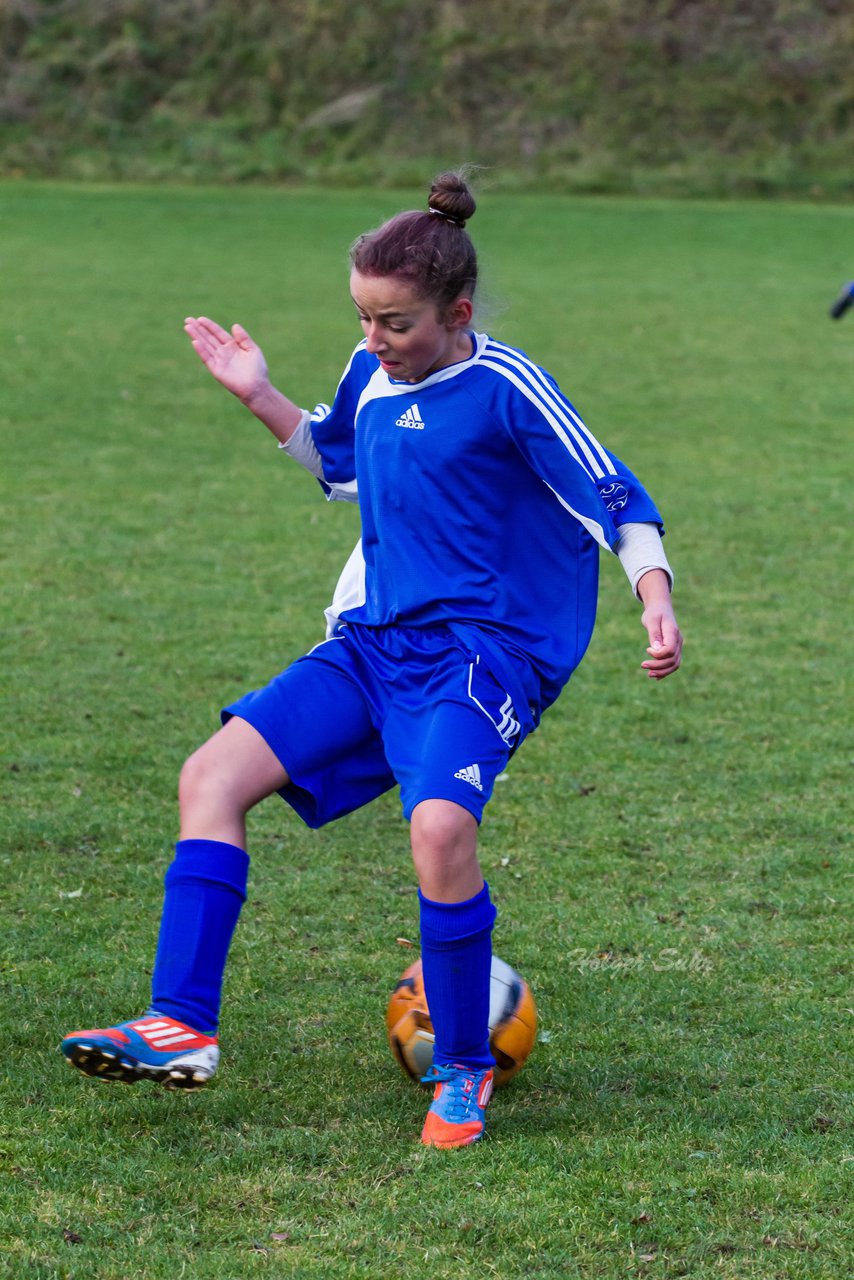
[222,624,529,828]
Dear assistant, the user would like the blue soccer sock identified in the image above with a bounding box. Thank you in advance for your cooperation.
[149,839,249,1035]
[418,882,497,1070]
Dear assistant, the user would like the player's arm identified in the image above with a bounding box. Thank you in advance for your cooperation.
[604,455,682,679]
[496,373,682,679]
[183,316,305,444]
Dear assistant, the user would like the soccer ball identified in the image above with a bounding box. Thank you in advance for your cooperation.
[386,954,537,1088]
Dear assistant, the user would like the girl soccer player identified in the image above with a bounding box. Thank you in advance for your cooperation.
[61,173,682,1147]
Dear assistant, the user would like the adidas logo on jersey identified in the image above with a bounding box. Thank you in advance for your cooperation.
[454,763,483,792]
[395,404,425,430]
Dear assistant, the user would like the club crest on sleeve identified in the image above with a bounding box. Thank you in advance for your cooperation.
[598,481,628,511]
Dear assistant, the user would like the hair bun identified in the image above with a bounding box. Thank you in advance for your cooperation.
[427,172,476,228]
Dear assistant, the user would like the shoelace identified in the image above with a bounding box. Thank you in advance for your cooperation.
[421,1064,481,1122]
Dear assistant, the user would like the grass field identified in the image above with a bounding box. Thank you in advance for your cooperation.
[1,181,852,1279]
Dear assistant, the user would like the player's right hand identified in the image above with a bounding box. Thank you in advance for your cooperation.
[184,316,270,404]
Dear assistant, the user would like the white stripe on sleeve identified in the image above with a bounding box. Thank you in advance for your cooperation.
[484,341,616,479]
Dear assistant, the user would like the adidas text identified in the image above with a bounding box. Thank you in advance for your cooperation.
[395,404,425,430]
[454,763,483,792]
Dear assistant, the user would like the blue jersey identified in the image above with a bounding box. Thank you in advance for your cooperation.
[308,332,662,720]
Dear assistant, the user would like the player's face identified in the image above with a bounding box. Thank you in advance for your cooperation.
[350,269,473,383]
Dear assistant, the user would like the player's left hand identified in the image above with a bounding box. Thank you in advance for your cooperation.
[640,603,683,680]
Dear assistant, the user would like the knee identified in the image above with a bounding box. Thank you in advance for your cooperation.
[411,802,473,859]
[179,742,242,818]
[410,800,481,902]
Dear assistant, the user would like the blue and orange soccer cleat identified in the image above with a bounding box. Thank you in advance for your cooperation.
[420,1063,494,1148]
[60,1014,219,1090]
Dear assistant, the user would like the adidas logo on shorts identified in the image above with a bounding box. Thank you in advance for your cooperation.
[454,763,483,792]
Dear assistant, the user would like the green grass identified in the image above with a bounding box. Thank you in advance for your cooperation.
[1,182,852,1278]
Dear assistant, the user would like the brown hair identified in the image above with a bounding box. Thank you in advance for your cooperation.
[350,171,478,312]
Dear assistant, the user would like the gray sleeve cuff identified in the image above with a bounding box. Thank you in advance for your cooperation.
[277,409,323,480]
[614,522,674,598]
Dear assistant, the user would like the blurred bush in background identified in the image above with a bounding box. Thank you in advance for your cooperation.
[2,0,853,196]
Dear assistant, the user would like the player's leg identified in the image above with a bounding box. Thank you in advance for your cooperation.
[146,717,289,1037]
[410,800,494,1076]
[61,719,289,1088]
[399,658,518,1073]
[409,798,497,1146]
[391,644,522,1146]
